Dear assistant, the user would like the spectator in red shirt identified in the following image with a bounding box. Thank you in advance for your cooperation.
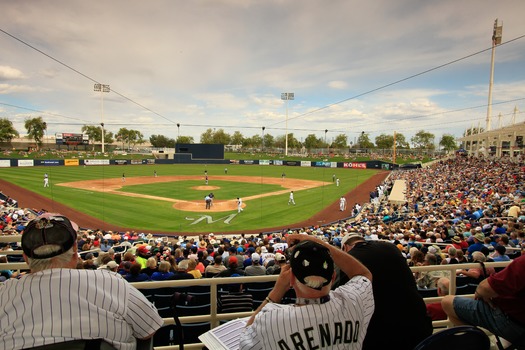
[442,255,525,346]
[426,277,449,321]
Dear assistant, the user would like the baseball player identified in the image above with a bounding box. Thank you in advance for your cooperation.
[339,196,346,211]
[239,234,373,350]
[336,178,340,187]
[288,191,295,205]
[43,173,49,187]
[237,197,243,213]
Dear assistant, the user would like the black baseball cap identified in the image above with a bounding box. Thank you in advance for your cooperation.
[290,240,334,290]
[22,213,78,259]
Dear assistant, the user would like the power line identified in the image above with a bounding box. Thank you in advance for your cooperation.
[0,28,178,126]
[1,27,523,136]
[267,34,525,127]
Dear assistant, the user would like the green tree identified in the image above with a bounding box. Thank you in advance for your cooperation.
[115,128,144,150]
[439,134,458,152]
[411,130,435,149]
[81,125,101,149]
[81,125,113,150]
[357,132,374,149]
[128,129,144,148]
[244,134,262,148]
[176,135,194,144]
[115,128,128,149]
[0,118,19,143]
[200,128,214,144]
[24,116,47,150]
[275,133,301,149]
[150,134,175,148]
[332,134,348,149]
[394,133,410,149]
[375,134,394,149]
[263,133,274,148]
[212,129,231,145]
[304,134,323,150]
[230,131,244,146]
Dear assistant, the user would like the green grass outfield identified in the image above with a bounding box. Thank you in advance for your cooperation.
[0,164,379,233]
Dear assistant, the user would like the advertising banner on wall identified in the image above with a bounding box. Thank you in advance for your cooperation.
[259,160,270,165]
[18,159,34,167]
[84,159,110,166]
[37,160,61,166]
[285,161,299,166]
[0,160,11,168]
[343,162,367,169]
[65,159,79,166]
[300,161,311,167]
[273,160,283,166]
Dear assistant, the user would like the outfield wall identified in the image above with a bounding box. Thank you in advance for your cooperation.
[0,158,394,169]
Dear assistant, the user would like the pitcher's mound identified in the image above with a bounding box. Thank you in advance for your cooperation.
[173,199,239,212]
[192,186,220,190]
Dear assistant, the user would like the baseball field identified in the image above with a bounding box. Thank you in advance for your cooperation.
[0,163,385,234]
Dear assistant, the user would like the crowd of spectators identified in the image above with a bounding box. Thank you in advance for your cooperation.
[1,156,524,286]
[1,154,524,348]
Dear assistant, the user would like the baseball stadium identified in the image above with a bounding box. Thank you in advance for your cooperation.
[1,3,525,350]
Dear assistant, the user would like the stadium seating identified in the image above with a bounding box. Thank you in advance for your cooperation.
[413,325,490,350]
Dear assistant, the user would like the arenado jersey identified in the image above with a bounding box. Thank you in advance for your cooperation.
[0,268,163,350]
[239,275,374,350]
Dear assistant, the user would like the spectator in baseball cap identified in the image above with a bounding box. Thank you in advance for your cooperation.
[1,213,163,350]
[240,234,373,349]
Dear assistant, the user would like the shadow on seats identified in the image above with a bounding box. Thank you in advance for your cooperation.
[413,325,490,350]
[417,287,438,298]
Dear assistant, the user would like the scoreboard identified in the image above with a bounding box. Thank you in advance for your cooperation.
[55,133,89,145]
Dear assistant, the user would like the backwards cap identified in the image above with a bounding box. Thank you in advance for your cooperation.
[22,213,78,259]
[290,240,334,290]
[340,233,363,247]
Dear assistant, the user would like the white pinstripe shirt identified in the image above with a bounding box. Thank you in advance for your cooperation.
[0,268,163,350]
[239,275,374,350]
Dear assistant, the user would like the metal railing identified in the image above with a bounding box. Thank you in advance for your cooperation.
[0,251,514,350]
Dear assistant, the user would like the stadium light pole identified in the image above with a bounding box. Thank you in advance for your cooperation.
[486,19,502,132]
[325,129,328,155]
[100,122,105,153]
[281,92,294,156]
[262,126,265,152]
[94,83,110,153]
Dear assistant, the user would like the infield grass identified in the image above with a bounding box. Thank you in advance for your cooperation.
[0,163,379,233]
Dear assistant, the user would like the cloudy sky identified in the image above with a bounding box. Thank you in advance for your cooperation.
[1,0,524,146]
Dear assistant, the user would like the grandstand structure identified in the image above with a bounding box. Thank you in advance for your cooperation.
[459,120,525,159]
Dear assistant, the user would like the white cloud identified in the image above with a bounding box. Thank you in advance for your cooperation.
[0,0,523,142]
[328,81,348,90]
[0,66,25,81]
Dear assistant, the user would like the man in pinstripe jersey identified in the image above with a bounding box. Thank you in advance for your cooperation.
[0,213,163,350]
[239,234,374,350]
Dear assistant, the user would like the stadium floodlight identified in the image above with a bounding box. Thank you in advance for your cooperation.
[94,84,110,153]
[486,19,503,132]
[281,92,294,156]
[262,126,265,152]
[325,129,328,155]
